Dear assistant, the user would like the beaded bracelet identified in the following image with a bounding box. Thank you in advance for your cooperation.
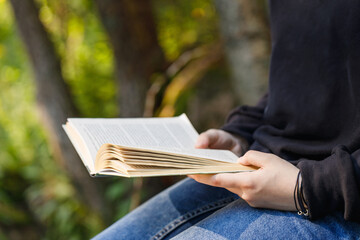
[294,171,309,217]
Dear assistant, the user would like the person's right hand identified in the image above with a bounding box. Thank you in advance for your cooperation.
[195,129,248,156]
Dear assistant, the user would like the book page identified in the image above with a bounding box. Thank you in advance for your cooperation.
[115,145,239,164]
[67,114,199,163]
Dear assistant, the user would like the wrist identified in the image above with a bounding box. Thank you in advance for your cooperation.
[294,171,309,217]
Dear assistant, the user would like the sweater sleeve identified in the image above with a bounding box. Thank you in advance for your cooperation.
[221,94,268,144]
[297,145,360,221]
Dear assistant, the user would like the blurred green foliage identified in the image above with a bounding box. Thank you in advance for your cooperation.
[154,0,218,60]
[0,0,219,238]
[37,0,118,118]
[0,0,104,238]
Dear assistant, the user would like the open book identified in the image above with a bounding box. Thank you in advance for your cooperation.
[63,114,255,177]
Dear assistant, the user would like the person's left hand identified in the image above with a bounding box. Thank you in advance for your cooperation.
[188,150,299,211]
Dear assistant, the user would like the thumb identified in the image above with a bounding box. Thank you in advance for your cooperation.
[238,150,271,168]
[195,129,219,149]
[195,133,210,148]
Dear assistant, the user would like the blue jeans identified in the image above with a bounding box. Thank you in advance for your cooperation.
[92,178,360,239]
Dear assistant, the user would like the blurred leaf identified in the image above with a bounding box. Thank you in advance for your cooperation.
[153,0,218,60]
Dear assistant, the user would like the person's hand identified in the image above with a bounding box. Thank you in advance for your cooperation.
[195,129,249,156]
[189,150,299,211]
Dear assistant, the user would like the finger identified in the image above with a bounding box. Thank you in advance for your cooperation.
[212,173,249,188]
[231,144,243,156]
[195,129,219,148]
[195,134,210,148]
[190,174,236,188]
[238,150,272,167]
[189,174,217,186]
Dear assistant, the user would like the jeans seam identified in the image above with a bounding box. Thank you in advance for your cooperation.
[150,196,236,240]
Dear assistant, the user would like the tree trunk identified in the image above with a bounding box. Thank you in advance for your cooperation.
[94,0,169,209]
[94,0,166,117]
[9,0,108,220]
[214,0,270,105]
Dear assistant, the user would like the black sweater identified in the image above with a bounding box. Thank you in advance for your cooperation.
[222,0,360,221]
